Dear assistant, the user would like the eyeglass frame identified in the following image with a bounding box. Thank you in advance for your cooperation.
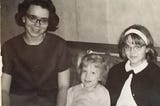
[124,44,146,52]
[25,13,49,25]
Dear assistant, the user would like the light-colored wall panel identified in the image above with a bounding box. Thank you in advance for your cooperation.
[106,0,160,46]
[1,0,24,44]
[76,0,108,43]
[1,0,160,47]
[52,0,78,41]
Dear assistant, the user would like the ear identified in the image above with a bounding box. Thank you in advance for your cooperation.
[22,16,26,23]
[145,47,150,53]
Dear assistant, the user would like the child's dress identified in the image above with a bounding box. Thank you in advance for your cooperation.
[66,83,110,106]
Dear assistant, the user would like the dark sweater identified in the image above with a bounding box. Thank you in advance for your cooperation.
[106,61,160,106]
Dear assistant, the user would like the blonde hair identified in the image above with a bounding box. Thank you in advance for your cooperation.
[79,53,107,81]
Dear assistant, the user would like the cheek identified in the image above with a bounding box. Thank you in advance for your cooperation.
[42,26,48,30]
[96,74,101,81]
[24,21,34,29]
[140,51,147,58]
[91,75,98,81]
[122,49,128,57]
[41,23,49,29]
[80,73,85,80]
[97,74,101,80]
[124,50,130,57]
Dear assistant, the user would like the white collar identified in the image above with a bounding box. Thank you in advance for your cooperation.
[125,60,148,74]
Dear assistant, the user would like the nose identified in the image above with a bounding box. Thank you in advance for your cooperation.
[127,46,136,52]
[85,73,91,81]
[130,47,134,52]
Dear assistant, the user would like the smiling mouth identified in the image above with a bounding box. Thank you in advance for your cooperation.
[31,27,40,31]
[33,28,40,31]
[130,55,137,58]
[83,82,92,87]
[83,80,93,85]
[83,81,98,88]
[84,80,91,83]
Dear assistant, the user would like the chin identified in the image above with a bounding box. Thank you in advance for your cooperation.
[30,32,43,37]
[130,61,142,66]
[84,83,97,88]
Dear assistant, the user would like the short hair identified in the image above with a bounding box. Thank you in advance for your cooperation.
[79,53,106,75]
[15,0,59,31]
[118,24,157,61]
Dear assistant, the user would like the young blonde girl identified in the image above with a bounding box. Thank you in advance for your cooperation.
[67,53,110,106]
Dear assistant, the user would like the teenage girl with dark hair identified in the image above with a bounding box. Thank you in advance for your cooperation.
[106,24,160,106]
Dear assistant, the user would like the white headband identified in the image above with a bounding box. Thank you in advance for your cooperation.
[124,29,148,45]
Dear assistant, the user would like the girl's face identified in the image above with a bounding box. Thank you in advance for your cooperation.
[23,5,49,38]
[81,63,101,88]
[124,35,149,67]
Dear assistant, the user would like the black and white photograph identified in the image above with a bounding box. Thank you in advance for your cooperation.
[1,0,160,106]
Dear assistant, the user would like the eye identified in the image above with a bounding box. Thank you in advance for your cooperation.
[92,72,96,74]
[82,70,87,73]
[124,45,130,49]
[134,45,144,50]
[135,45,141,48]
[27,15,37,21]
[40,18,49,24]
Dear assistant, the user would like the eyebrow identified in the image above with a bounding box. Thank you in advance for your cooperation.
[26,13,49,19]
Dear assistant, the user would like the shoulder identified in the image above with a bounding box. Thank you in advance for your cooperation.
[2,34,23,51]
[45,33,68,48]
[96,84,110,104]
[95,84,110,104]
[147,62,160,73]
[109,61,126,74]
[96,84,110,96]
[147,62,160,90]
[68,84,82,92]
[46,33,66,43]
[147,62,160,77]
[111,61,126,69]
[3,34,23,45]
[148,62,160,70]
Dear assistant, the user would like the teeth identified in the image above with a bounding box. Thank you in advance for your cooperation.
[85,81,91,83]
[85,80,90,82]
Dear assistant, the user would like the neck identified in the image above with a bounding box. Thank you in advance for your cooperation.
[130,59,147,68]
[82,83,99,91]
[23,33,46,45]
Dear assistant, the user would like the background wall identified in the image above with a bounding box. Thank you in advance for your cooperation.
[1,0,160,47]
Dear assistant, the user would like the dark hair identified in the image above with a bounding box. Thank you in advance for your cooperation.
[15,0,59,31]
[118,24,157,61]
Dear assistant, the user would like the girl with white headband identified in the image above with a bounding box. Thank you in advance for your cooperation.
[106,24,160,106]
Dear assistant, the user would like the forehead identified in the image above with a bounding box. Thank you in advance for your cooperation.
[126,35,134,45]
[82,63,102,71]
[125,34,145,46]
[27,5,49,18]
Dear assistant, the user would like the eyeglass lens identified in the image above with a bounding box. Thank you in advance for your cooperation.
[26,14,48,25]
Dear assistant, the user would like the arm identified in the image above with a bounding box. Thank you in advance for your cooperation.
[66,87,73,106]
[100,91,111,106]
[2,73,12,106]
[57,68,70,106]
[98,87,111,106]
